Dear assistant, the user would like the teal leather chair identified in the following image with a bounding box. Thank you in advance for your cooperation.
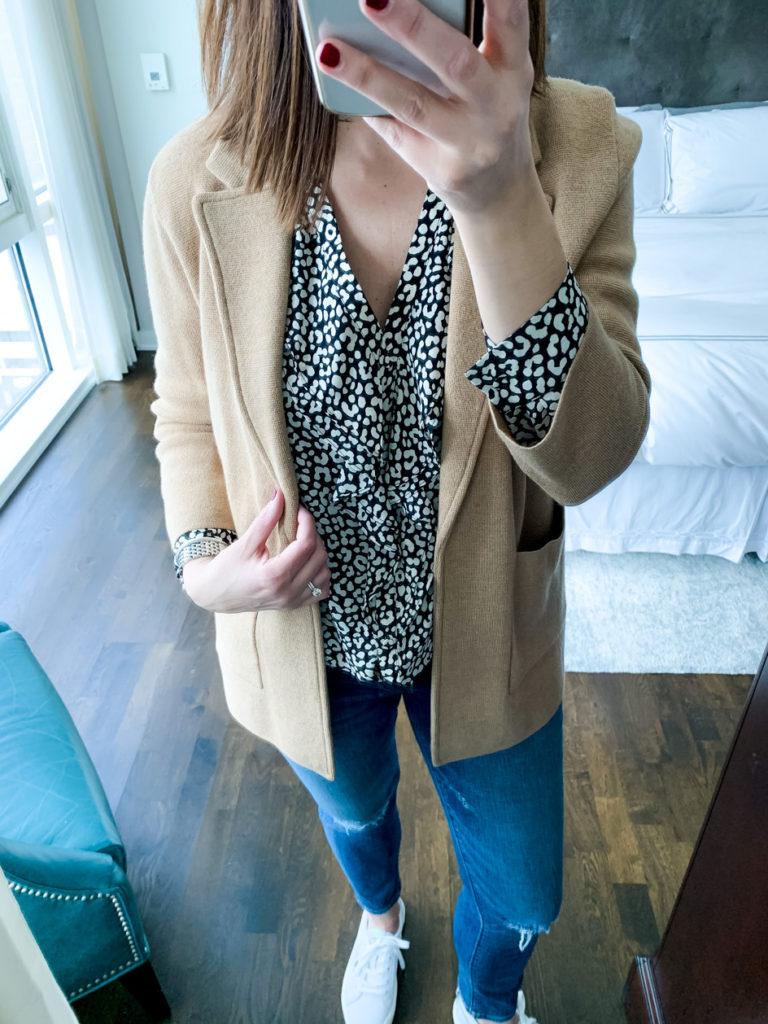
[0,622,170,1019]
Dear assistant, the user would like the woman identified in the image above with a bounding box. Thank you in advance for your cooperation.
[144,0,650,1019]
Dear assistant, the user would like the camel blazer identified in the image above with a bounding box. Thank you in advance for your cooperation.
[144,76,651,780]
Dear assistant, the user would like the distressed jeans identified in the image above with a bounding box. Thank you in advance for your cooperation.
[281,661,564,1022]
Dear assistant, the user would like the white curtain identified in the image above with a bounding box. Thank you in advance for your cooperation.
[0,866,78,1024]
[4,0,136,382]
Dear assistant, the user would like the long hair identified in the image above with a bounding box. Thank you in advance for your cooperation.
[199,0,549,230]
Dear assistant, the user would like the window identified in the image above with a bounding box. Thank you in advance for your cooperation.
[0,243,51,426]
[0,4,96,504]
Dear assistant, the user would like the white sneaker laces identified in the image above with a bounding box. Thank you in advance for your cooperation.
[350,929,410,995]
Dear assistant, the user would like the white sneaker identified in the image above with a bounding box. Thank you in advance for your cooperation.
[452,986,539,1024]
[341,897,410,1024]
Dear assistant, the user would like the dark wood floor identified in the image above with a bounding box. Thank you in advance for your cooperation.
[0,353,752,1024]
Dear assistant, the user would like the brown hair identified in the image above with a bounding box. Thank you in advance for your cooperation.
[199,0,549,229]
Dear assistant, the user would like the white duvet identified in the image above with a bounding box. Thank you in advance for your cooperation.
[635,338,768,466]
[565,141,768,561]
[625,216,768,467]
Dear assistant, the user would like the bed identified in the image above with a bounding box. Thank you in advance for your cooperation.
[564,101,768,562]
[544,0,768,563]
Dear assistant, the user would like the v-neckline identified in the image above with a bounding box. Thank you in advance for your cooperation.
[321,188,437,334]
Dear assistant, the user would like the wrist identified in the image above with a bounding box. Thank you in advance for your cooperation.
[450,170,567,345]
[452,167,546,235]
[446,152,539,220]
[180,555,218,605]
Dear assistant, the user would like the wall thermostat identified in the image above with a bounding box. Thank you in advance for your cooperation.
[140,53,170,92]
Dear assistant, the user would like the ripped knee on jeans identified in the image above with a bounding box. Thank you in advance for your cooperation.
[502,918,554,952]
[318,785,397,836]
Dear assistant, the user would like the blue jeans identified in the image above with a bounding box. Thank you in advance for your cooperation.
[281,662,564,1022]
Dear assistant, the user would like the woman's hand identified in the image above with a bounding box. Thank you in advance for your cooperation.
[315,0,537,216]
[181,490,331,613]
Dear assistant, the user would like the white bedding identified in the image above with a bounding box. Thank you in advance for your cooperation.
[636,338,768,467]
[567,106,768,564]
[564,463,768,562]
[628,217,768,468]
[632,216,768,303]
[637,296,768,340]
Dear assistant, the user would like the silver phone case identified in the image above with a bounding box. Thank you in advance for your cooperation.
[297,0,472,117]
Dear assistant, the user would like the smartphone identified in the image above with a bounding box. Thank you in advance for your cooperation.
[297,0,475,117]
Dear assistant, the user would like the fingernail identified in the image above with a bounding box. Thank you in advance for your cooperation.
[366,0,389,8]
[318,42,341,68]
[272,488,278,501]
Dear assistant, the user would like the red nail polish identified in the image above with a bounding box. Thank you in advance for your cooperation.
[318,42,341,67]
[366,0,389,8]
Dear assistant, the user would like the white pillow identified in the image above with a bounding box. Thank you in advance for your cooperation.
[664,105,768,215]
[616,107,667,215]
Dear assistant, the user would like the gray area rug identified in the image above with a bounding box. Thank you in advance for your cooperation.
[564,551,768,675]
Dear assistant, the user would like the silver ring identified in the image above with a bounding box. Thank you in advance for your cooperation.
[307,580,322,597]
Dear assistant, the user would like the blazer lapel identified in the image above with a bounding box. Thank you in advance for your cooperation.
[193,175,300,526]
[434,229,490,555]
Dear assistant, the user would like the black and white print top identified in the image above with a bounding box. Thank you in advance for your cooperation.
[175,187,588,690]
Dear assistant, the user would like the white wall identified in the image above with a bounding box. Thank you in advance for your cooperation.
[0,866,78,1023]
[90,0,206,223]
[77,0,206,345]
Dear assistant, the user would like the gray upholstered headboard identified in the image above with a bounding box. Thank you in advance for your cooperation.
[545,0,768,107]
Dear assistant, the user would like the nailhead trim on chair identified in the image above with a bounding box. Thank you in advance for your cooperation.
[7,880,144,999]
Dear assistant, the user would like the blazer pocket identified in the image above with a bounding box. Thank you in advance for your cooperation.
[510,504,566,689]
[213,610,263,690]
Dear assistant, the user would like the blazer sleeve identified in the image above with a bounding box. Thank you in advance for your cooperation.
[143,160,237,545]
[486,112,652,507]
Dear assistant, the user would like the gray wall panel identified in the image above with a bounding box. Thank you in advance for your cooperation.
[545,0,768,106]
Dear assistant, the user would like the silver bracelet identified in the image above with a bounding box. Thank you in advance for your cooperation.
[173,528,237,581]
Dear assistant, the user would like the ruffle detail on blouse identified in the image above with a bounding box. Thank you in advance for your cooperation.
[286,368,440,611]
[283,187,451,652]
[283,190,448,611]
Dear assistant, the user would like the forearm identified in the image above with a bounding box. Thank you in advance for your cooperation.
[464,263,587,445]
[451,167,568,345]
